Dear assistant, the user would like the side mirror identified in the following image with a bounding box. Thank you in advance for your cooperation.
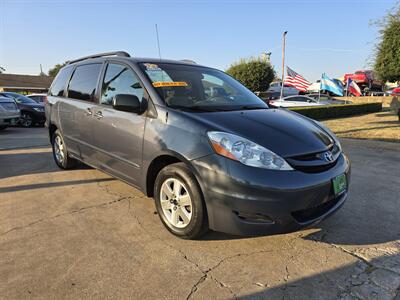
[112,94,145,114]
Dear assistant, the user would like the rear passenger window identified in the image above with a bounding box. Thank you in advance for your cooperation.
[67,64,102,101]
[100,63,144,106]
[49,66,73,97]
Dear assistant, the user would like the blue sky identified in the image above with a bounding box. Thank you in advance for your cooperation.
[0,0,395,81]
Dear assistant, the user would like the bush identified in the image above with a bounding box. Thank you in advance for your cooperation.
[288,103,382,120]
[226,57,275,92]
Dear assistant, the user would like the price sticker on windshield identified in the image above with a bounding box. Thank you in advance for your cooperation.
[152,81,188,87]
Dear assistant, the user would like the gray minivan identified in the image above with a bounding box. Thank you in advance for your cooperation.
[46,51,350,239]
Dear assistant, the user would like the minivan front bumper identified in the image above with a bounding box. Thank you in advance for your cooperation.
[191,153,350,236]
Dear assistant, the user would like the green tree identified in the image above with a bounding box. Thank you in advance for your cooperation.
[48,62,68,77]
[374,4,400,82]
[226,57,275,92]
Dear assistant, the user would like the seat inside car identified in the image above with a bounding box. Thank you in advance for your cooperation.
[165,86,195,107]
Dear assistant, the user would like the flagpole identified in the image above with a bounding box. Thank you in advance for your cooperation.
[318,74,322,102]
[280,31,288,99]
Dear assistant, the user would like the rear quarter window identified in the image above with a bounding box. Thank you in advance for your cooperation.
[67,64,102,101]
[49,66,73,97]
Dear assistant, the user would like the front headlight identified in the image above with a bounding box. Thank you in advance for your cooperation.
[33,107,43,112]
[207,131,293,170]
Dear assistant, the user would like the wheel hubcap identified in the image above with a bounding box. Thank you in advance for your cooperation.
[54,135,65,164]
[160,178,192,228]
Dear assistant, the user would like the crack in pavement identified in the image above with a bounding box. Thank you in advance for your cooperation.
[0,174,140,238]
[123,195,301,300]
[185,236,301,300]
[307,232,400,299]
[0,196,131,238]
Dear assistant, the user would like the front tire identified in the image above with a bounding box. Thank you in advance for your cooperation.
[154,163,208,239]
[51,129,77,169]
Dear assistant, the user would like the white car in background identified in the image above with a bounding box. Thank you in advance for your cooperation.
[269,95,325,108]
[267,82,299,99]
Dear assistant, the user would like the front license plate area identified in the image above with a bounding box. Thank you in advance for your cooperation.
[332,174,347,196]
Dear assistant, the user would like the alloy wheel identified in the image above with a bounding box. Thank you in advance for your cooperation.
[160,178,193,228]
[54,135,65,164]
[20,113,33,127]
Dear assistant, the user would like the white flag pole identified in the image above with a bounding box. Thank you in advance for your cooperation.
[318,74,322,102]
[280,31,288,99]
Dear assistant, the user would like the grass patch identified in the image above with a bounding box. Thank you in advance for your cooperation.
[323,111,399,143]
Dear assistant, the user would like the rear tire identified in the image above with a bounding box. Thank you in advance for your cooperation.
[0,125,7,130]
[51,129,77,169]
[154,163,208,239]
[20,112,33,127]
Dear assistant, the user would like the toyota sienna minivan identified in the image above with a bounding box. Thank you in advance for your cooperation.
[46,51,350,239]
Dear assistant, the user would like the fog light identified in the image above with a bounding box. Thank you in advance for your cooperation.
[234,211,275,224]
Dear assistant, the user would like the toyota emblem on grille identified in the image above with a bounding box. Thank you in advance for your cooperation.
[323,151,334,162]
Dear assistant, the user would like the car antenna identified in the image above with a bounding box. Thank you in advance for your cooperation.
[155,23,164,82]
[155,24,162,61]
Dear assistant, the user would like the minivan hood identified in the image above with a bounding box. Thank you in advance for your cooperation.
[188,108,334,157]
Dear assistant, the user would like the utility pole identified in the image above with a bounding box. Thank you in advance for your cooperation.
[280,31,288,99]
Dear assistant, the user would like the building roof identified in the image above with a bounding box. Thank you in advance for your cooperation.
[0,74,54,89]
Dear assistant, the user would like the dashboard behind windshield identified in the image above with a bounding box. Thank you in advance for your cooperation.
[140,63,268,111]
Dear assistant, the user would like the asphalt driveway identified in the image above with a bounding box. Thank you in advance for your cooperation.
[0,127,399,299]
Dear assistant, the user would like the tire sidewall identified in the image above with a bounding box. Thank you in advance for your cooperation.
[154,163,207,238]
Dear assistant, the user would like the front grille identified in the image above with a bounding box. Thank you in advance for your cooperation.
[291,195,341,223]
[292,160,338,173]
[286,144,341,174]
[0,102,17,111]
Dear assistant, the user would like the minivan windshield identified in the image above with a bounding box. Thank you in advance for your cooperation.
[140,63,268,112]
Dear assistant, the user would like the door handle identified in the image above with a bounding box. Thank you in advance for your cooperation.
[85,108,92,116]
[94,111,103,119]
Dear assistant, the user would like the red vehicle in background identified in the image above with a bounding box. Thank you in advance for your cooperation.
[343,70,383,94]
[391,87,400,95]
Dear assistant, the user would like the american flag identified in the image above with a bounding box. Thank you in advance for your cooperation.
[285,67,311,92]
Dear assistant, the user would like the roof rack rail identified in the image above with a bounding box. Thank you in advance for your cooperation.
[180,59,196,64]
[67,51,131,64]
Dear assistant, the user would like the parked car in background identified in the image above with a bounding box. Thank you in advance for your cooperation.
[27,93,48,104]
[306,93,352,104]
[0,96,20,130]
[269,95,325,108]
[46,51,350,239]
[0,92,45,127]
[266,81,299,99]
[391,87,400,95]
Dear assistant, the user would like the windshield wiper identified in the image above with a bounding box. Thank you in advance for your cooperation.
[170,105,223,112]
[236,105,268,110]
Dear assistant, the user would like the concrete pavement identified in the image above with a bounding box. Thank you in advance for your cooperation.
[0,128,399,299]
